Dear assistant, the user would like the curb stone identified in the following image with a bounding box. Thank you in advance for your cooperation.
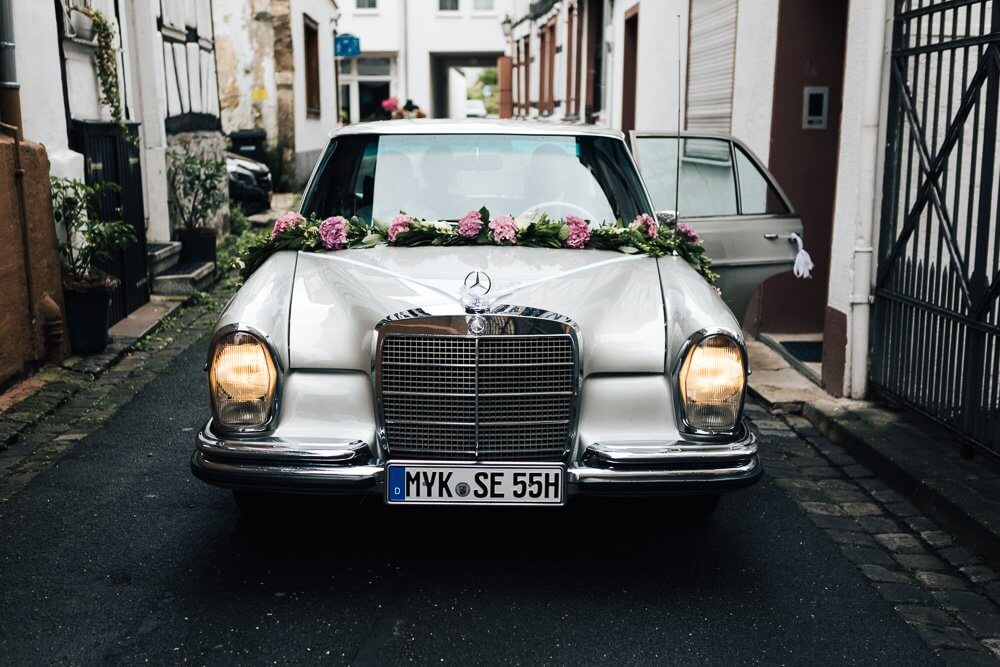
[801,399,1000,575]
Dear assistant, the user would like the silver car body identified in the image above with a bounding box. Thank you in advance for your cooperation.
[193,120,802,499]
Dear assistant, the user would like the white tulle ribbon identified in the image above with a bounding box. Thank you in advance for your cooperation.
[312,251,647,310]
[789,232,814,279]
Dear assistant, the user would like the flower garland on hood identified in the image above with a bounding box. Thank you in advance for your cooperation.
[238,207,718,283]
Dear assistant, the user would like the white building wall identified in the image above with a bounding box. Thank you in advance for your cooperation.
[729,0,779,162]
[290,0,340,172]
[633,0,688,132]
[126,0,172,242]
[11,1,84,181]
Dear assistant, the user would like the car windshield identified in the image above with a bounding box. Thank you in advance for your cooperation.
[301,133,651,226]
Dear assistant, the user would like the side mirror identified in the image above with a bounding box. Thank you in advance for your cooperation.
[655,210,677,227]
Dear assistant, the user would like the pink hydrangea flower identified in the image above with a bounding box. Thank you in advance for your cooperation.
[381,97,399,112]
[488,214,518,245]
[388,214,412,242]
[319,216,349,250]
[457,210,483,238]
[564,215,590,249]
[675,222,701,244]
[271,211,306,239]
[631,213,658,238]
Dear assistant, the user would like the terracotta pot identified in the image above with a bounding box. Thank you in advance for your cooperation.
[63,287,111,355]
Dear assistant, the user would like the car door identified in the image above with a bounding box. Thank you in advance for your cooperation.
[630,132,803,323]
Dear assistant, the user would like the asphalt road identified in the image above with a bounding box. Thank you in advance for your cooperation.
[0,337,936,665]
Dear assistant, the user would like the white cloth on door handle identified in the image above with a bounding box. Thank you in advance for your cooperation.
[789,232,814,279]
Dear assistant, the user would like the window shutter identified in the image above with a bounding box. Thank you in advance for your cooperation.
[686,0,737,134]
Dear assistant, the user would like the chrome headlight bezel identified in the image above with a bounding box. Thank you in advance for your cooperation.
[207,324,282,435]
[672,328,748,437]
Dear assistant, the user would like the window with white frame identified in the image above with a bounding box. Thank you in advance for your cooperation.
[356,0,377,8]
[439,0,459,11]
[473,0,495,10]
[337,56,396,123]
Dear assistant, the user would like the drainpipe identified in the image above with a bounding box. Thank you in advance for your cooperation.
[846,0,891,398]
[0,0,22,137]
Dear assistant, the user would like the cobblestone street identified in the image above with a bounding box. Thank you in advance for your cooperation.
[0,280,998,664]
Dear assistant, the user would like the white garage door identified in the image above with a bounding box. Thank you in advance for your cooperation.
[686,0,738,134]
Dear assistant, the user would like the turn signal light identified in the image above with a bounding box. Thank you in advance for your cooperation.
[209,331,278,429]
[678,334,745,432]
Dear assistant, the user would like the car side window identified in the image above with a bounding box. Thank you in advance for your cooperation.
[634,137,738,218]
[734,145,790,215]
[634,136,791,218]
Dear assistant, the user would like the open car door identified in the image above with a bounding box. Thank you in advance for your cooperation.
[630,132,803,323]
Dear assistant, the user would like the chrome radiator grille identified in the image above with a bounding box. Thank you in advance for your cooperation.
[378,321,577,461]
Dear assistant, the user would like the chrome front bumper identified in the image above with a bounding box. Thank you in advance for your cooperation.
[191,422,761,497]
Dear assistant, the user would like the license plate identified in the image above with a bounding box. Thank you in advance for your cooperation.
[386,464,564,506]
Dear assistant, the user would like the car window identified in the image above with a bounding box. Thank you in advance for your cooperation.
[734,145,790,215]
[302,133,650,226]
[634,137,738,218]
[634,135,795,219]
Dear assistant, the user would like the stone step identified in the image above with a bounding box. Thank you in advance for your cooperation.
[147,241,182,278]
[152,261,215,296]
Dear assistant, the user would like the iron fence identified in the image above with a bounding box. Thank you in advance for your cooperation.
[872,0,1000,456]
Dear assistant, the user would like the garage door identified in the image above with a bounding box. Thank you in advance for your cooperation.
[686,0,738,134]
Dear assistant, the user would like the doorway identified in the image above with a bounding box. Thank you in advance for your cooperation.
[621,6,639,136]
[68,121,150,324]
[747,0,848,377]
[429,53,504,119]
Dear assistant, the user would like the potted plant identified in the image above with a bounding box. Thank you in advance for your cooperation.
[168,151,227,264]
[51,177,136,355]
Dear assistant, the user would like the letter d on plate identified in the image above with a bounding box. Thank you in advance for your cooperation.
[388,466,406,502]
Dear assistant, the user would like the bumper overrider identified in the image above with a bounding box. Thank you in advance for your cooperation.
[191,421,761,498]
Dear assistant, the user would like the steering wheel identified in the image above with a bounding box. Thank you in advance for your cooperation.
[516,201,596,222]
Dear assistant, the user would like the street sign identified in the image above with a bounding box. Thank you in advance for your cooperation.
[335,33,361,58]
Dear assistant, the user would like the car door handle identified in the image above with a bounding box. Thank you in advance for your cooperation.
[763,233,779,240]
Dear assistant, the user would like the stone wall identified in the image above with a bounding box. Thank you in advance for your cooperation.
[0,135,67,387]
[165,131,231,237]
[215,0,280,148]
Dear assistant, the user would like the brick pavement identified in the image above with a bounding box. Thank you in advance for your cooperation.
[748,401,1000,664]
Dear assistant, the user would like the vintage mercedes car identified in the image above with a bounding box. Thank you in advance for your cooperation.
[192,120,802,514]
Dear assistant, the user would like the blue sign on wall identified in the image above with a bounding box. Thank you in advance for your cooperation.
[335,33,361,58]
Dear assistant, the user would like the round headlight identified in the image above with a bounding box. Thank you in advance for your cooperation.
[209,331,278,430]
[678,334,746,432]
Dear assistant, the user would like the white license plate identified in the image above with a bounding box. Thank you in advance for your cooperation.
[386,464,564,505]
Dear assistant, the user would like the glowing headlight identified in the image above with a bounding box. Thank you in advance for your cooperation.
[209,331,278,429]
[678,334,746,432]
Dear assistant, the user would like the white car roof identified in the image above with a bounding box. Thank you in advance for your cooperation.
[330,119,625,140]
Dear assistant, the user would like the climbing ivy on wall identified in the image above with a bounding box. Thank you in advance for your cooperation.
[68,5,136,144]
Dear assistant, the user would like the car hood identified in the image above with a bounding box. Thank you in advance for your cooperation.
[288,246,667,374]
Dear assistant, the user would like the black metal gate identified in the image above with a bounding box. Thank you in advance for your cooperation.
[68,121,150,324]
[872,0,1000,456]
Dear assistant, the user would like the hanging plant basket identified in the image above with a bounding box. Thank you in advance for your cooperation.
[67,9,96,41]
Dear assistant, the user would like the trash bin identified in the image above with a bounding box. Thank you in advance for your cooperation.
[229,129,267,163]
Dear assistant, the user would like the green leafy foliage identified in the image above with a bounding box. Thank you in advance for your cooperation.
[68,6,136,145]
[50,177,136,290]
[239,210,719,284]
[168,151,227,231]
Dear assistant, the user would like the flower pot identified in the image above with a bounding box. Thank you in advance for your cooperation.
[63,288,111,355]
[179,229,217,264]
[68,10,95,41]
